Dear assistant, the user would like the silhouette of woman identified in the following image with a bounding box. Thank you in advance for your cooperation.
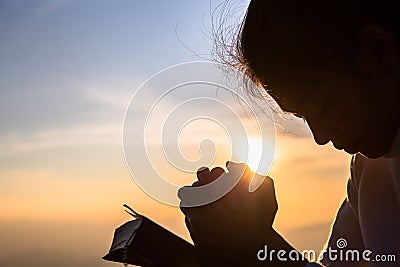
[180,1,400,266]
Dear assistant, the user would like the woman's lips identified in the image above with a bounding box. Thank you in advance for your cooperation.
[333,139,359,153]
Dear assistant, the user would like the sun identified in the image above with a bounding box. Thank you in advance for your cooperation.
[235,136,275,174]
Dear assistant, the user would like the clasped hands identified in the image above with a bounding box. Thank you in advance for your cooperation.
[178,161,307,267]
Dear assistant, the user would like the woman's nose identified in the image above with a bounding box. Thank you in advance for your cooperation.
[306,117,336,146]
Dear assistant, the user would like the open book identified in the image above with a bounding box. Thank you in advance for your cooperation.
[103,205,199,267]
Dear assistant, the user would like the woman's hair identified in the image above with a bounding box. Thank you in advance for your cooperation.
[214,0,400,97]
[211,1,264,98]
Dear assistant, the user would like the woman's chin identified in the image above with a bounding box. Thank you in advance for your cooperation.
[359,147,387,159]
[344,147,359,155]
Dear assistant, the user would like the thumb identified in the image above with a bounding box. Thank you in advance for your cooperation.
[225,161,248,174]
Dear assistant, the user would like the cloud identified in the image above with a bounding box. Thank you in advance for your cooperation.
[83,86,133,110]
[0,124,121,154]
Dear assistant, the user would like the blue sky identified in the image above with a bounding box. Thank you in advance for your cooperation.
[0,0,217,134]
[0,0,232,176]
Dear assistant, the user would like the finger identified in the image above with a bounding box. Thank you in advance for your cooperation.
[197,166,225,185]
[226,161,248,176]
[191,180,201,187]
[250,176,275,202]
[177,185,192,201]
[208,167,225,182]
[196,166,210,183]
[251,176,278,224]
[225,161,252,191]
[254,176,276,199]
[180,202,212,218]
[248,172,272,193]
[180,206,194,217]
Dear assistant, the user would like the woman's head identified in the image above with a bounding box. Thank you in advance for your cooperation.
[233,0,400,158]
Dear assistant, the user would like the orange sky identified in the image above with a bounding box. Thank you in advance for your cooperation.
[0,122,351,267]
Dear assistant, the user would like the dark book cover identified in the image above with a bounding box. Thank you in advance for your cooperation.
[103,205,199,267]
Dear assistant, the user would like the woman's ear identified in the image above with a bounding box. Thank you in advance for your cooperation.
[357,25,398,78]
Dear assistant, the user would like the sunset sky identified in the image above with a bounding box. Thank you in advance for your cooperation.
[0,1,352,266]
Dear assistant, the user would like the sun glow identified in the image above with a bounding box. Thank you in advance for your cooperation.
[235,136,275,175]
